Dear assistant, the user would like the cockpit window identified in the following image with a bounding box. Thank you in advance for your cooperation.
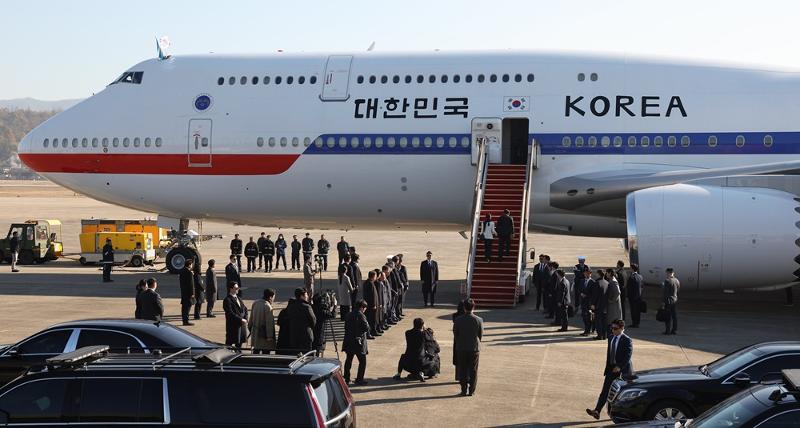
[110,71,144,85]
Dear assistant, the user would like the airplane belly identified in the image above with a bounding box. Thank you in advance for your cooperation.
[41,154,476,231]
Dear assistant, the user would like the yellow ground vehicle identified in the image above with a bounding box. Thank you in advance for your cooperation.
[79,232,155,267]
[80,219,170,248]
[0,219,62,264]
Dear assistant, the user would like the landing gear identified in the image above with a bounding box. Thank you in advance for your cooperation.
[162,217,202,274]
[165,246,199,274]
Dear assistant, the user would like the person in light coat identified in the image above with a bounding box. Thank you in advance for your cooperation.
[480,213,497,263]
[605,268,623,326]
[249,288,276,354]
[338,270,354,320]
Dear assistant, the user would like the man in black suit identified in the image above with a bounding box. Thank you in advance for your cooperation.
[286,287,316,353]
[393,317,427,382]
[257,232,268,271]
[139,278,164,322]
[586,319,633,420]
[532,254,549,311]
[627,263,644,328]
[102,238,114,282]
[419,251,439,307]
[225,255,241,291]
[179,258,196,326]
[546,261,559,320]
[343,300,370,385]
[230,233,243,272]
[592,269,609,340]
[362,271,381,337]
[496,208,514,261]
[453,299,484,396]
[579,268,596,336]
[301,232,315,264]
[222,282,248,349]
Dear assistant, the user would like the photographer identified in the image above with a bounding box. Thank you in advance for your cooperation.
[303,258,318,296]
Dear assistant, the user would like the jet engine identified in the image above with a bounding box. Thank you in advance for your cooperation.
[626,183,799,290]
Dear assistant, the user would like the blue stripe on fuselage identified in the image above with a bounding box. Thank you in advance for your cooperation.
[302,131,797,155]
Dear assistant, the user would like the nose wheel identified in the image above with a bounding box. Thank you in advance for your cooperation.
[165,247,200,274]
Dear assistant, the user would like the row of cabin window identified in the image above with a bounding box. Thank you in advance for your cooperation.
[561,134,774,149]
[311,135,471,149]
[357,73,535,85]
[218,75,319,86]
[42,137,163,149]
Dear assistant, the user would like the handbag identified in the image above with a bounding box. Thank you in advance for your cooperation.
[655,306,667,322]
[640,300,648,314]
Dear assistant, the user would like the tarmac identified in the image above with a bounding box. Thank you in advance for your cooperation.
[0,180,798,427]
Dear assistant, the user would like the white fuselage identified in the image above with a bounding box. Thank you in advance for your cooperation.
[16,51,800,290]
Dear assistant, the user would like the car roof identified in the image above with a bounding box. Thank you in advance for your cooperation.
[38,347,339,382]
[752,341,800,353]
[49,318,168,329]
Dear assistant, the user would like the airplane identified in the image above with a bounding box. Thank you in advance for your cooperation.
[15,49,800,291]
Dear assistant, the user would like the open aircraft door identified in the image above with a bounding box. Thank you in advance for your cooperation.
[320,55,353,101]
[188,119,212,167]
[470,118,502,165]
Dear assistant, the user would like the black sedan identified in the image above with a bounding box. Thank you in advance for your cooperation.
[0,319,218,385]
[612,369,800,427]
[607,341,800,423]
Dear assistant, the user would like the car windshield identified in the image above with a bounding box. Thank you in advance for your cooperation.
[689,386,767,427]
[706,347,763,377]
[155,324,217,348]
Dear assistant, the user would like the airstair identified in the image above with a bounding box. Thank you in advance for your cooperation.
[465,139,536,307]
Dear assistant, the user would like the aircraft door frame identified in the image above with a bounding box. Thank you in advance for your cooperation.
[188,119,212,167]
[320,55,353,101]
[470,118,502,165]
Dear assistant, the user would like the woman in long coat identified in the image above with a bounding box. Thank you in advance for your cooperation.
[605,271,623,323]
[248,289,276,353]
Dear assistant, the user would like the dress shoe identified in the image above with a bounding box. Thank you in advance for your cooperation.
[372,332,383,337]
[11,269,19,273]
[367,336,375,340]
[206,314,216,318]
[417,372,426,382]
[670,331,677,335]
[460,390,468,396]
[392,374,402,381]
[557,327,568,332]
[182,322,195,326]
[354,379,368,385]
[585,409,599,420]
[467,390,474,396]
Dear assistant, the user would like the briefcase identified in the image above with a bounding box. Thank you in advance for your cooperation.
[640,301,648,314]
[655,306,667,322]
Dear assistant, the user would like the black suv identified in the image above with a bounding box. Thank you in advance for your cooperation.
[613,369,800,427]
[0,346,355,427]
[0,319,218,385]
[607,341,800,423]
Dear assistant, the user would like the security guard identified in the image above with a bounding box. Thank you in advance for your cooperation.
[102,238,114,282]
[263,234,275,273]
[317,234,330,271]
[230,233,243,272]
[301,233,315,265]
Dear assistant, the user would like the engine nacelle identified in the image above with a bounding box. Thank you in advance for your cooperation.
[627,183,799,290]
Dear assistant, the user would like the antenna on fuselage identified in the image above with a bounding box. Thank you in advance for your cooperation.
[156,36,172,60]
[367,41,375,51]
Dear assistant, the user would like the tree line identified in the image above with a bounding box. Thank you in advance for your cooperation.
[0,109,58,164]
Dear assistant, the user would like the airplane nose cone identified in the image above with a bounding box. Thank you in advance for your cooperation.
[18,131,33,154]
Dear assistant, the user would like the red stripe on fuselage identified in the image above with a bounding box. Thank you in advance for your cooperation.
[19,153,300,175]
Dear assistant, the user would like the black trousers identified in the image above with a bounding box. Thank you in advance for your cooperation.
[264,255,273,272]
[558,304,569,329]
[193,301,203,319]
[422,283,436,306]
[456,351,480,393]
[181,303,192,323]
[233,255,242,271]
[344,352,366,382]
[594,373,618,412]
[483,239,493,261]
[276,254,286,269]
[102,263,112,281]
[206,293,216,315]
[630,298,641,326]
[246,257,256,272]
[621,293,628,321]
[291,253,300,270]
[498,234,512,258]
[582,310,593,333]
[318,254,328,270]
[340,306,350,321]
[535,283,543,310]
[258,253,265,269]
[366,308,378,334]
[664,302,677,333]
[595,312,608,339]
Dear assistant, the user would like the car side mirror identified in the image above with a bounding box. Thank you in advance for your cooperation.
[733,372,751,387]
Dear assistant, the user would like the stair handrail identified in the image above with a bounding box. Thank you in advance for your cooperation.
[466,139,489,298]
[514,140,537,306]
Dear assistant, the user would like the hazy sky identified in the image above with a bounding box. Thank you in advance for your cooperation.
[3,0,800,100]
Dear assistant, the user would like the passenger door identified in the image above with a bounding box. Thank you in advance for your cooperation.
[187,119,212,167]
[75,329,147,353]
[320,55,353,101]
[0,378,71,424]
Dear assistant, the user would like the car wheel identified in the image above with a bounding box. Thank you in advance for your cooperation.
[79,257,87,265]
[647,400,692,421]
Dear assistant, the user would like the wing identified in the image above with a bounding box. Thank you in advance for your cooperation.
[549,160,800,216]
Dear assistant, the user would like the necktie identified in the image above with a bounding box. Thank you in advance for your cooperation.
[612,336,619,360]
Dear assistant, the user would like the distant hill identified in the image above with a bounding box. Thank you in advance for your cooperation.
[0,98,82,112]
[0,108,59,165]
